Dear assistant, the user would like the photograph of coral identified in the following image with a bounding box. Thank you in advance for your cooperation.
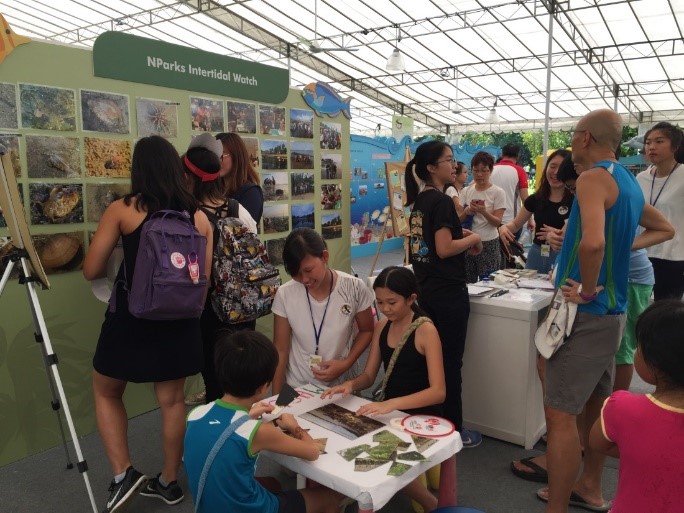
[86,183,131,223]
[0,135,21,176]
[300,403,383,440]
[263,204,289,234]
[321,154,342,180]
[81,90,130,134]
[290,108,313,139]
[290,142,314,170]
[321,183,342,210]
[0,83,18,129]
[29,183,83,225]
[227,101,256,134]
[26,135,80,179]
[20,84,76,131]
[322,213,342,240]
[261,140,287,170]
[320,121,342,150]
[291,202,315,230]
[33,232,85,274]
[136,98,178,138]
[242,137,260,169]
[84,137,132,178]
[291,172,315,200]
[259,105,286,136]
[262,172,289,202]
[190,96,224,132]
[265,237,286,266]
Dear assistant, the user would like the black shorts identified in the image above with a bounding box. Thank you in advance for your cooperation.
[277,490,306,513]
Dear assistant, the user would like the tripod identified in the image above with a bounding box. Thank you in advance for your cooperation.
[0,249,98,513]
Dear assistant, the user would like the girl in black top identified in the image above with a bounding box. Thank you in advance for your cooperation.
[498,149,574,274]
[405,141,483,446]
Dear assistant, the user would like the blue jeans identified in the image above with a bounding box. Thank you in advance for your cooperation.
[419,286,470,430]
[525,243,558,275]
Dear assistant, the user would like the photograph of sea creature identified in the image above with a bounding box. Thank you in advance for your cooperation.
[20,83,76,131]
[136,98,178,138]
[26,135,80,179]
[32,232,85,273]
[86,183,131,222]
[30,183,83,225]
[84,137,132,178]
[0,134,21,176]
[300,403,384,440]
[81,90,130,134]
[190,96,224,132]
[0,83,18,129]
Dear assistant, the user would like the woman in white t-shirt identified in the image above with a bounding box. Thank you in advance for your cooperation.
[444,160,469,218]
[636,122,684,300]
[460,151,506,283]
[271,228,375,393]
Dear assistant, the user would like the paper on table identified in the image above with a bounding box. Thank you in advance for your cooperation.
[517,278,555,290]
[467,285,494,296]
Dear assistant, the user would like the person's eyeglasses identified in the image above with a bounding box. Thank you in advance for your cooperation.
[221,153,231,160]
[564,183,576,193]
[435,158,457,165]
[573,129,597,143]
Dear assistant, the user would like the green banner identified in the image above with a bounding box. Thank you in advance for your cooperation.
[93,32,289,104]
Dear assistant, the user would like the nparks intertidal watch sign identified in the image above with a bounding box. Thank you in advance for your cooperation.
[93,32,289,104]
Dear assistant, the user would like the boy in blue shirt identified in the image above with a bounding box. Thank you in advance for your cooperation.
[184,331,343,513]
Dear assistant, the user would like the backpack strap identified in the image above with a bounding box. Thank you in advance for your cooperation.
[194,413,250,512]
[226,198,240,218]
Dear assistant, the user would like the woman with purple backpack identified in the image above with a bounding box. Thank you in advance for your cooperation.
[84,136,213,513]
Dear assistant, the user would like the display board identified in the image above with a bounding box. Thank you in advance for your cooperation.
[384,146,413,237]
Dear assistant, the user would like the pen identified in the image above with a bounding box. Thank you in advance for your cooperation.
[489,289,509,298]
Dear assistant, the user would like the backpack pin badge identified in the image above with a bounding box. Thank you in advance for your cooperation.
[187,252,200,284]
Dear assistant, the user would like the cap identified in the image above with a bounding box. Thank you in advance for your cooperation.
[187,132,223,160]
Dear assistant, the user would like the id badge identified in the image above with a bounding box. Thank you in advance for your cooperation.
[308,353,322,370]
[541,244,551,257]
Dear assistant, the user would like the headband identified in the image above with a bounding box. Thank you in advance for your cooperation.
[184,155,220,182]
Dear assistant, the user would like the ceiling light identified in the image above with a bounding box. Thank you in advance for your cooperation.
[486,97,499,124]
[386,25,406,72]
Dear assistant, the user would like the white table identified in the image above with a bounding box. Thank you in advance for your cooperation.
[462,288,553,449]
[262,383,462,512]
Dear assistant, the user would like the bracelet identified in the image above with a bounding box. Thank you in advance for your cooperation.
[577,285,598,302]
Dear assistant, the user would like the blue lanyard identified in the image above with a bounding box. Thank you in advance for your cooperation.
[306,269,334,355]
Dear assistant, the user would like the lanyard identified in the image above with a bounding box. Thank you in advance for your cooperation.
[650,163,679,206]
[306,269,334,355]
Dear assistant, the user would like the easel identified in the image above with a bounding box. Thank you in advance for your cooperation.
[0,151,98,513]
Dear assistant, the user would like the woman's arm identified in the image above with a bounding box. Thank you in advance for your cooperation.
[321,318,385,399]
[313,306,374,382]
[193,209,213,282]
[632,203,674,250]
[356,322,445,416]
[434,227,481,259]
[83,200,124,280]
[500,206,533,244]
[589,415,619,459]
[470,201,504,227]
[272,313,293,395]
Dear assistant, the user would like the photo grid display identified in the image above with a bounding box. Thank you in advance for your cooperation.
[1,82,349,274]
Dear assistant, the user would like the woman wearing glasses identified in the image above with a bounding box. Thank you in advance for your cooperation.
[215,132,264,224]
[459,151,506,283]
[498,149,574,274]
[406,140,484,447]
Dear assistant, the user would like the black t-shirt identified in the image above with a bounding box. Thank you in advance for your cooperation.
[409,189,466,300]
[523,193,573,245]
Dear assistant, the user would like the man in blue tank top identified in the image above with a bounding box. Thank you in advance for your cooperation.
[539,109,670,513]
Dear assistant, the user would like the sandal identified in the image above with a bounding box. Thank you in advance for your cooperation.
[510,456,548,483]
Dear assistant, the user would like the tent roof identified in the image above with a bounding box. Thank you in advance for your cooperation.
[4,0,684,136]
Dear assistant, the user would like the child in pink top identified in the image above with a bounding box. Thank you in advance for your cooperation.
[590,299,684,513]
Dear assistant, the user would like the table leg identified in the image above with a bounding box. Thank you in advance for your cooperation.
[436,455,457,507]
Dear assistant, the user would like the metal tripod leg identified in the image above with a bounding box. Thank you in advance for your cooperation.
[17,256,98,513]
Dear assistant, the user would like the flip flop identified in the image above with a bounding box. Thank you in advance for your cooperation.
[536,487,612,512]
[510,456,548,483]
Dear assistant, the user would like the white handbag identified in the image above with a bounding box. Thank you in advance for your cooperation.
[535,288,577,359]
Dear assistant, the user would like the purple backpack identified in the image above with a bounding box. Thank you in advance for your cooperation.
[110,210,208,320]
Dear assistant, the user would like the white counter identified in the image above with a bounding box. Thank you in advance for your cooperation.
[462,289,553,449]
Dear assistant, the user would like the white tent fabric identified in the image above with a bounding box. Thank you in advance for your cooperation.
[3,0,683,136]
